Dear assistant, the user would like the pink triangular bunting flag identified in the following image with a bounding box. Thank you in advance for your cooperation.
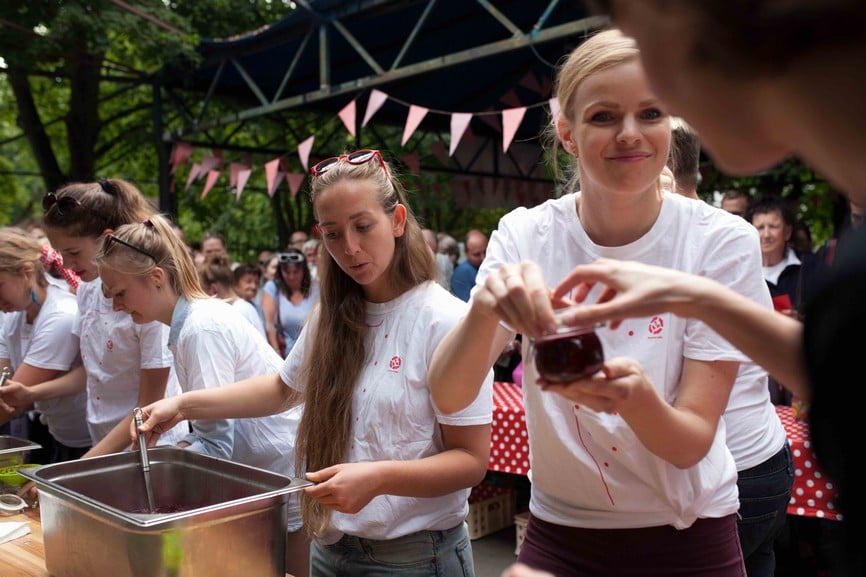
[201,170,220,200]
[298,136,315,172]
[236,168,252,201]
[199,155,220,176]
[362,89,389,127]
[430,141,448,166]
[401,105,429,146]
[519,72,541,94]
[502,107,527,153]
[500,89,521,107]
[184,163,202,191]
[339,100,357,137]
[169,142,193,174]
[229,162,247,188]
[449,112,472,156]
[286,173,305,198]
[402,151,420,176]
[265,158,281,198]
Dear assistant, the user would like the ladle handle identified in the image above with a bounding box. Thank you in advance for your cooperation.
[0,367,11,387]
[133,407,151,472]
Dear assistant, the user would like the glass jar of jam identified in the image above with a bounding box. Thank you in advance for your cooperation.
[530,325,605,383]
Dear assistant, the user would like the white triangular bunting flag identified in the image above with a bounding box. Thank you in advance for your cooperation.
[449,112,472,156]
[362,89,389,127]
[502,107,527,153]
[338,100,357,137]
[401,105,429,146]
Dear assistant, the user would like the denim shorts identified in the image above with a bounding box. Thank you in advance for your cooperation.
[310,521,474,577]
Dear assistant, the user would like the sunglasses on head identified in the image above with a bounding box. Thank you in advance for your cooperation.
[310,149,388,177]
[278,252,305,264]
[105,234,159,265]
[42,192,89,216]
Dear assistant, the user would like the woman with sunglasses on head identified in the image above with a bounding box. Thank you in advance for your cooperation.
[261,248,318,358]
[132,150,493,577]
[0,227,89,463]
[94,213,309,577]
[36,179,187,459]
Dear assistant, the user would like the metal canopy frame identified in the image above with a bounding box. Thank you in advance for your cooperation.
[155,0,607,211]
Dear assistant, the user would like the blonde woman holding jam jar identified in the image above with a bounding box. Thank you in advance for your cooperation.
[428,29,780,577]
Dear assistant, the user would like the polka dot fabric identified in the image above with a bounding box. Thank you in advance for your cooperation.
[490,382,530,475]
[775,406,842,521]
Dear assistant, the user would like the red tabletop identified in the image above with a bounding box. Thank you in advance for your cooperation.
[775,406,843,521]
[490,382,530,476]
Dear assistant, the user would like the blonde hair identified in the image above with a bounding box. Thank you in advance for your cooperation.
[94,214,208,300]
[0,227,47,285]
[296,154,435,537]
[544,28,667,192]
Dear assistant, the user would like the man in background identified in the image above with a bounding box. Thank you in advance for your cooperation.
[451,229,488,302]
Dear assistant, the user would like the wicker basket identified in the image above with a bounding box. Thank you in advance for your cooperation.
[466,483,515,540]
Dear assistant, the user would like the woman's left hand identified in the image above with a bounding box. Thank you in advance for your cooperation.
[304,462,381,514]
[539,356,651,414]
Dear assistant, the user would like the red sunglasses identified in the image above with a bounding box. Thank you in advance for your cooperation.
[310,149,388,177]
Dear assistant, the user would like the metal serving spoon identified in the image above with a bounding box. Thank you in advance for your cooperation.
[132,407,156,513]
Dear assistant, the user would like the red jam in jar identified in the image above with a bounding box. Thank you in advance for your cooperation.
[531,326,605,383]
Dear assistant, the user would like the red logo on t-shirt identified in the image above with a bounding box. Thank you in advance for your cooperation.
[389,356,402,371]
[648,316,664,336]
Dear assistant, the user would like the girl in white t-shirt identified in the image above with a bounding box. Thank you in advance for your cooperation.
[39,178,186,457]
[94,213,307,577]
[129,153,493,577]
[429,30,758,577]
[198,253,266,336]
[0,227,88,462]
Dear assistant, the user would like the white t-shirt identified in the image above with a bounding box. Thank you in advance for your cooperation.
[280,281,494,543]
[169,296,303,529]
[0,284,90,448]
[231,297,266,336]
[74,278,187,447]
[478,192,767,530]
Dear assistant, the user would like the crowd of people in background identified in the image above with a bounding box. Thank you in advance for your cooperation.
[3,3,865,576]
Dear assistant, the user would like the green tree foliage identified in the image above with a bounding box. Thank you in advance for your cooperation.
[0,0,296,249]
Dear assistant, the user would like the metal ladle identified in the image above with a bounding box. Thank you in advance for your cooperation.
[132,407,156,513]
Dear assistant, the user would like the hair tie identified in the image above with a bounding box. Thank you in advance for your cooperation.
[41,243,80,293]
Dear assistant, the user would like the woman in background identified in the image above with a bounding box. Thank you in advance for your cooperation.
[261,249,318,357]
[37,179,186,457]
[199,254,266,336]
[0,227,88,462]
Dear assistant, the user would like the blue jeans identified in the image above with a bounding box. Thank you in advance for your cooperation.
[737,443,794,577]
[310,522,474,577]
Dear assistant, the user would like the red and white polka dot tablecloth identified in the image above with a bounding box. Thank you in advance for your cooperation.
[489,382,530,475]
[774,406,842,521]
